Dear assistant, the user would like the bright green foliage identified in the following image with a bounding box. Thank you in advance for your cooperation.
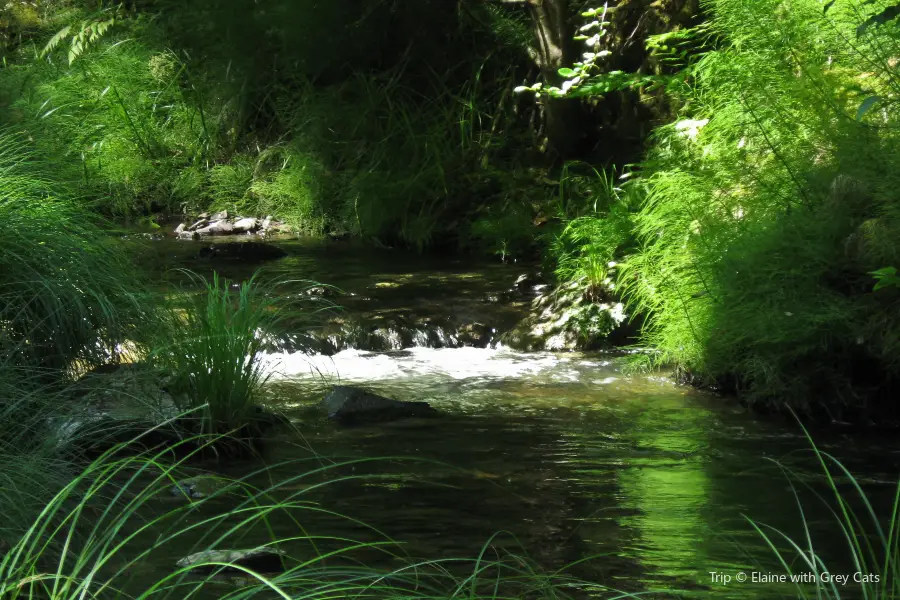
[617,0,900,412]
[0,0,538,251]
[39,6,119,65]
[1,20,213,215]
[248,147,326,235]
[0,131,147,372]
[872,266,900,291]
[154,272,279,436]
[548,166,638,291]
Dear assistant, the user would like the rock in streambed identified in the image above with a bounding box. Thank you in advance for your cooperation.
[322,385,437,424]
[176,546,287,573]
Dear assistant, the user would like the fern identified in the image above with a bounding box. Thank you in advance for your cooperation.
[40,10,119,65]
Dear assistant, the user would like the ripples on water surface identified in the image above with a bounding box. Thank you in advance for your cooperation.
[255,346,897,598]
[136,238,899,598]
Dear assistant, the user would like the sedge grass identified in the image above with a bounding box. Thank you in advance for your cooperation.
[0,435,645,600]
[742,420,900,600]
[151,271,280,437]
[0,130,151,373]
[151,270,330,439]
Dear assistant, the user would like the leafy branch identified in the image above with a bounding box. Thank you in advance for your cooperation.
[513,4,694,100]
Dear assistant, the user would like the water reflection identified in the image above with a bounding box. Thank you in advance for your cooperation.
[255,346,897,598]
[124,238,899,598]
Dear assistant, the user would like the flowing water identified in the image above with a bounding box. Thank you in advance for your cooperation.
[129,236,900,598]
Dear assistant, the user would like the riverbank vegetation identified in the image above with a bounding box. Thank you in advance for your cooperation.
[5,0,899,419]
[3,0,900,596]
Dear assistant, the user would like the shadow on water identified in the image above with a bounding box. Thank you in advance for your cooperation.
[120,237,900,599]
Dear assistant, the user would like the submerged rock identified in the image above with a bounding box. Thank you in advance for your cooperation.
[322,385,437,424]
[170,474,228,500]
[176,546,286,573]
[197,241,288,261]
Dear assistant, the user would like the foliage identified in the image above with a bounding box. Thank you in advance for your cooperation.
[548,165,638,289]
[39,6,119,65]
[0,0,540,252]
[614,0,900,414]
[515,4,692,100]
[152,272,281,437]
[0,131,149,372]
[872,267,900,291]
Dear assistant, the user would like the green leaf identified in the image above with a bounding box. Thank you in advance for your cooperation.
[823,0,836,13]
[558,67,578,78]
[871,266,900,291]
[856,96,882,120]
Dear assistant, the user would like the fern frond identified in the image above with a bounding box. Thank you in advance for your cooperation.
[39,25,71,59]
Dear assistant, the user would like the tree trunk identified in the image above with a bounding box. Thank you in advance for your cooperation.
[526,0,581,158]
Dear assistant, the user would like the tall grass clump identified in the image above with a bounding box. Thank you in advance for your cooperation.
[0,131,149,372]
[152,272,277,437]
[0,127,154,555]
[616,0,900,418]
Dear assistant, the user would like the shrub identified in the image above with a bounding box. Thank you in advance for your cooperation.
[611,0,900,416]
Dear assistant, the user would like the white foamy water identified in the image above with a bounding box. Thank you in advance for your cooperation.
[261,346,618,385]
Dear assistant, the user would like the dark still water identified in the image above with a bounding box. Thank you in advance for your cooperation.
[129,236,900,598]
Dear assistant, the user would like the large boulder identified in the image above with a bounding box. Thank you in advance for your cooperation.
[55,363,186,457]
[322,386,436,424]
[195,220,234,235]
[501,280,628,351]
[232,217,258,233]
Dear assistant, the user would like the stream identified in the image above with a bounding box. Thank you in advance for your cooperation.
[126,235,900,598]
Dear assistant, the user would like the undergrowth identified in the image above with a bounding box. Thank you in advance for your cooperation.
[0,130,148,373]
[527,0,900,416]
[0,0,545,251]
[618,0,900,417]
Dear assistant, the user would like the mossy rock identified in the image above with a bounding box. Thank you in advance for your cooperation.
[502,282,627,351]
